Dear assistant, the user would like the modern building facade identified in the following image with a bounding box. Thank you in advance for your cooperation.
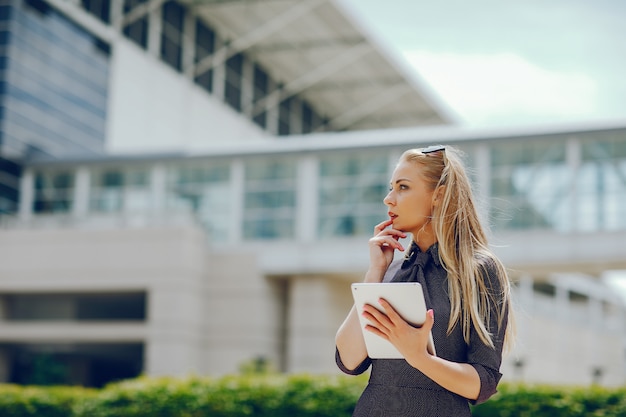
[0,0,625,388]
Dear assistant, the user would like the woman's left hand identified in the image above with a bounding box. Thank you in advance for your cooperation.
[362,299,434,361]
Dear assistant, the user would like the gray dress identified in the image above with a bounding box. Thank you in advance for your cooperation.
[336,243,507,417]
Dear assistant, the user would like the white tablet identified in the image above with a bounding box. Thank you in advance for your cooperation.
[351,282,436,359]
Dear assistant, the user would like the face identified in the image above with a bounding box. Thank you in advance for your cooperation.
[383,160,435,237]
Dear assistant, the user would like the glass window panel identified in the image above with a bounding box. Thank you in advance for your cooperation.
[490,140,570,231]
[194,19,215,92]
[243,158,296,240]
[160,1,185,71]
[318,153,389,238]
[33,170,74,213]
[224,53,243,112]
[577,133,626,231]
[165,162,232,240]
[81,0,110,23]
[123,0,149,49]
[90,168,149,213]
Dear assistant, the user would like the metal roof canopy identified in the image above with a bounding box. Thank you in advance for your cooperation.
[181,0,456,131]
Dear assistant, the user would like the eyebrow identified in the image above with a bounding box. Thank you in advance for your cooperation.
[391,178,412,184]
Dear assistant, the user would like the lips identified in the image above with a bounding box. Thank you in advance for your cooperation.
[388,212,398,220]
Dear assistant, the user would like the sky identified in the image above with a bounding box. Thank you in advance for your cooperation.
[340,0,626,127]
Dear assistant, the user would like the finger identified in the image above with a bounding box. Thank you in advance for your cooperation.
[377,298,402,322]
[363,304,393,328]
[370,235,405,251]
[364,323,389,340]
[423,309,435,331]
[373,219,393,233]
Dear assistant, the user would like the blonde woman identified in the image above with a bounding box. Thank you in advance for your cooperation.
[336,145,513,416]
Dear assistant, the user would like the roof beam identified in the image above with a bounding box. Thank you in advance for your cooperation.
[123,0,166,27]
[250,42,371,117]
[305,77,404,92]
[321,84,411,131]
[251,36,364,53]
[189,0,280,5]
[193,0,326,77]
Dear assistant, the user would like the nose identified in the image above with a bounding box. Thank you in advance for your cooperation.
[383,190,394,206]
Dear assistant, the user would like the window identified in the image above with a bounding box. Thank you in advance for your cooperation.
[166,162,231,241]
[243,159,296,239]
[81,0,110,23]
[224,53,243,111]
[89,168,150,213]
[33,171,74,213]
[577,133,626,231]
[123,0,149,49]
[490,139,570,231]
[160,1,185,71]
[318,153,389,237]
[278,97,291,136]
[194,19,215,92]
[252,64,269,128]
[4,292,146,321]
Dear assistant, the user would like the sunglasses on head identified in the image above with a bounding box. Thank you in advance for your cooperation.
[421,145,446,154]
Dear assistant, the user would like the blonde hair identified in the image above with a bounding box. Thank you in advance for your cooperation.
[401,145,513,351]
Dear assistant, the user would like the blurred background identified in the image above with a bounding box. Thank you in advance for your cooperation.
[0,0,625,388]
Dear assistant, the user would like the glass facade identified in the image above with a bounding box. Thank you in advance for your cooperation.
[123,0,148,49]
[243,158,296,239]
[161,1,185,72]
[318,152,389,237]
[90,167,150,212]
[0,0,109,158]
[165,162,231,240]
[33,170,74,213]
[490,139,571,231]
[194,19,215,93]
[578,133,626,231]
[20,130,626,239]
[224,53,244,112]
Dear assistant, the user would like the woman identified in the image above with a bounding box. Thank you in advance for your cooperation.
[335,145,513,416]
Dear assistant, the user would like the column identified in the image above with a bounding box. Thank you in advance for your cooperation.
[182,10,196,79]
[150,163,166,217]
[18,169,34,221]
[286,277,347,373]
[566,137,580,232]
[72,166,90,218]
[211,37,225,100]
[229,159,244,243]
[296,155,318,242]
[147,2,162,58]
[241,56,254,118]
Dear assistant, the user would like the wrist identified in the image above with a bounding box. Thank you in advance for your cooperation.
[364,267,386,283]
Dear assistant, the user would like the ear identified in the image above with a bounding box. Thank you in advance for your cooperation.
[432,185,446,207]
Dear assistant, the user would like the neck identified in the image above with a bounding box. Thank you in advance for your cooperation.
[413,229,437,253]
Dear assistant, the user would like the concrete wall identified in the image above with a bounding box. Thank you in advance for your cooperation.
[106,41,269,155]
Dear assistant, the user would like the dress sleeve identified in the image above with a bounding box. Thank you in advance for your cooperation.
[335,347,371,375]
[467,257,509,405]
[335,259,403,375]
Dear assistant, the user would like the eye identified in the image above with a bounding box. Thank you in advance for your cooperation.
[399,184,408,190]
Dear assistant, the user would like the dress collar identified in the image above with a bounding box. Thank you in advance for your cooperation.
[403,241,441,267]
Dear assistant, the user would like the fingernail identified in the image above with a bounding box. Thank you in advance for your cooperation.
[428,310,434,319]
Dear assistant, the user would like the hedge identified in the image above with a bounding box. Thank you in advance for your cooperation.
[1,374,626,417]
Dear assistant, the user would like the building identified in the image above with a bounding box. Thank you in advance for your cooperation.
[0,0,625,387]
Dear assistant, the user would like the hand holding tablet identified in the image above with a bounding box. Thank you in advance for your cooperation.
[351,282,437,359]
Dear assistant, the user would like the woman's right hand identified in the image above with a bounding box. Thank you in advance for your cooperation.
[367,219,406,279]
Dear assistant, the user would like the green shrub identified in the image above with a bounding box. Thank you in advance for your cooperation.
[0,384,93,417]
[2,376,626,417]
[471,383,626,417]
